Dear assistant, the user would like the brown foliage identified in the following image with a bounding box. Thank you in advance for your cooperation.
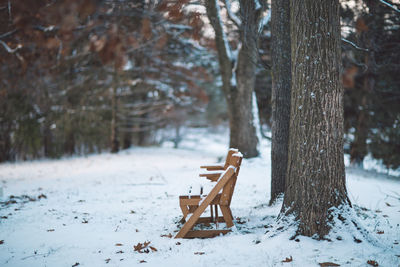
[356,17,368,33]
[342,65,359,88]
[141,18,152,41]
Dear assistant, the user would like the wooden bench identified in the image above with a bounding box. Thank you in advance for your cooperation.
[176,151,243,238]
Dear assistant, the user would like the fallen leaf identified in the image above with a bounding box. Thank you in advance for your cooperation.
[149,246,157,252]
[319,262,340,266]
[134,241,152,253]
[139,260,147,263]
[282,256,293,263]
[0,240,4,245]
[367,260,378,266]
[194,252,205,255]
[38,194,47,199]
[377,231,384,234]
[105,258,111,263]
[115,243,123,246]
[72,263,80,267]
[47,229,55,232]
[160,233,172,238]
[235,217,246,224]
[353,237,362,243]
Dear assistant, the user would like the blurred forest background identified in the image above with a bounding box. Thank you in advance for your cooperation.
[0,0,399,171]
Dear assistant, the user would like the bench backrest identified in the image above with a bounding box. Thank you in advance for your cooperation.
[223,148,239,169]
[220,153,242,206]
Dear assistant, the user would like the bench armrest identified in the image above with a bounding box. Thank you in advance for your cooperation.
[199,171,223,182]
[200,164,224,171]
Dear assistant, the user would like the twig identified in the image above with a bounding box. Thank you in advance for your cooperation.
[20,247,62,260]
[8,0,12,23]
[378,0,400,13]
[341,38,369,52]
[0,29,17,39]
[222,0,241,28]
[0,40,21,53]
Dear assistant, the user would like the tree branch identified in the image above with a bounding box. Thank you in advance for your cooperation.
[0,29,17,39]
[222,0,241,28]
[378,0,400,13]
[205,0,232,61]
[341,38,369,52]
[0,40,22,53]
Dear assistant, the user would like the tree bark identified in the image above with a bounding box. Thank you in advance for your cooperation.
[206,0,259,158]
[270,0,291,204]
[283,0,350,238]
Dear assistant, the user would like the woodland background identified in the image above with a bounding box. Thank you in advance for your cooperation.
[1,0,399,171]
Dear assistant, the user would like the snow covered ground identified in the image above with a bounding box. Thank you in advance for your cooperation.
[0,128,399,267]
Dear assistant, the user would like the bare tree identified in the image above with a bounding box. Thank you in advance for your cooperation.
[205,0,262,158]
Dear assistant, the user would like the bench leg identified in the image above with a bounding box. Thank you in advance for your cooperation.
[220,206,234,228]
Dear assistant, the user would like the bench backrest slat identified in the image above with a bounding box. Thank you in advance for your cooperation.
[220,154,242,205]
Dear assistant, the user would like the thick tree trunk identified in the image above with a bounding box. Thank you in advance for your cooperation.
[283,0,350,238]
[270,0,291,204]
[206,0,259,158]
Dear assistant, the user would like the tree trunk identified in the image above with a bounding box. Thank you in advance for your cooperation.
[270,0,291,204]
[64,129,75,155]
[282,0,350,238]
[43,119,53,158]
[206,0,259,158]
[122,132,132,149]
[110,86,119,153]
[350,0,380,167]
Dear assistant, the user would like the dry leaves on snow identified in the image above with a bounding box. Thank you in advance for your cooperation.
[367,260,379,266]
[282,256,293,263]
[319,262,340,266]
[134,241,157,253]
[160,233,172,238]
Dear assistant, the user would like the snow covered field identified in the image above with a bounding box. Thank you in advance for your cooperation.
[0,128,399,267]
